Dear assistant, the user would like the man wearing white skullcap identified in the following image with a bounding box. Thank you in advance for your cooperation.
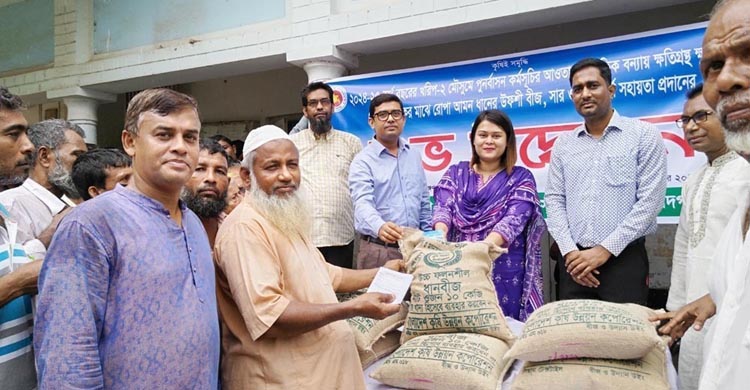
[213,124,404,390]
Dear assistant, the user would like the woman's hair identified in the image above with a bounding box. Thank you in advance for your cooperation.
[469,109,517,174]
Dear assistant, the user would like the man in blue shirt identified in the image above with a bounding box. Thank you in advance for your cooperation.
[349,93,431,269]
[34,88,220,388]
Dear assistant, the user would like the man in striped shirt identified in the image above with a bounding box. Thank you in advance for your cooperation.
[0,86,37,389]
[546,58,667,304]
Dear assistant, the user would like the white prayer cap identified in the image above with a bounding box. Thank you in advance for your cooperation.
[243,125,291,159]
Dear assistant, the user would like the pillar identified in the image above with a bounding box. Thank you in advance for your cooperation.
[287,45,359,82]
[48,87,116,145]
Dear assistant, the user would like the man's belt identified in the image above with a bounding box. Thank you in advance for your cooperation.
[360,234,399,248]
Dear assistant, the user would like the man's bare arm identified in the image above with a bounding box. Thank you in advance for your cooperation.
[262,292,399,339]
[336,259,404,293]
[36,208,73,248]
[0,260,41,307]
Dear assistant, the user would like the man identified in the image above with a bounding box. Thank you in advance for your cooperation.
[224,164,246,216]
[230,139,244,161]
[71,148,132,201]
[211,134,237,163]
[667,84,750,390]
[213,125,401,390]
[181,139,229,247]
[34,88,219,388]
[546,58,667,304]
[656,1,750,388]
[291,82,363,268]
[0,86,37,389]
[349,93,431,269]
[0,119,87,259]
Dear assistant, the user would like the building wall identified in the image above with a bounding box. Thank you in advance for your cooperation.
[0,0,705,97]
[0,0,54,73]
[92,0,286,54]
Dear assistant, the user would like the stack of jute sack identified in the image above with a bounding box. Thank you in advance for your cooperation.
[506,299,670,390]
[366,229,517,390]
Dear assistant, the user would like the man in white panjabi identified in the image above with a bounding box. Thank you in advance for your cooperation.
[666,83,750,390]
[656,1,750,389]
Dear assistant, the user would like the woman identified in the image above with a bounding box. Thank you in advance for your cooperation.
[432,109,546,321]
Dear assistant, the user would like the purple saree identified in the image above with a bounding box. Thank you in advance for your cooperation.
[433,161,546,321]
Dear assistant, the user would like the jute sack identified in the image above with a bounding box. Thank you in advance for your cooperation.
[398,229,515,343]
[371,333,510,390]
[505,300,662,361]
[347,304,407,354]
[511,342,669,390]
[359,330,401,369]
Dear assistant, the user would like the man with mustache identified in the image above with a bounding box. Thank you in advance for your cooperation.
[213,125,401,389]
[0,119,86,260]
[656,1,750,388]
[182,139,229,247]
[546,58,667,304]
[291,81,362,268]
[211,134,238,163]
[34,89,219,388]
[0,86,37,389]
[666,83,750,390]
[350,93,432,269]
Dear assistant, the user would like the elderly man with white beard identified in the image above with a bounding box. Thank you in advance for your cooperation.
[213,125,403,390]
[655,1,750,388]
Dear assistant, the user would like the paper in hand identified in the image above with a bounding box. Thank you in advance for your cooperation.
[422,229,445,240]
[367,267,413,305]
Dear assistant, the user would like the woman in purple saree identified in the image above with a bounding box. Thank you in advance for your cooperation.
[433,109,546,321]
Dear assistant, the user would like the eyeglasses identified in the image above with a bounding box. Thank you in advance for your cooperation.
[373,110,404,121]
[676,110,713,129]
[306,98,332,108]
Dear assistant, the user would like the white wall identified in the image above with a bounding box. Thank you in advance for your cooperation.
[90,0,715,151]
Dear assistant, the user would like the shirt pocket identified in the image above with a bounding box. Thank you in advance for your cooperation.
[333,153,350,178]
[605,155,636,186]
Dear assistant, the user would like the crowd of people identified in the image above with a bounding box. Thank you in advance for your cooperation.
[0,0,749,388]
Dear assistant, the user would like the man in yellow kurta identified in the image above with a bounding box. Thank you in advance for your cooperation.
[214,125,402,389]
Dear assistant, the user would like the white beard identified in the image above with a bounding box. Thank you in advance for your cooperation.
[248,174,312,239]
[724,130,750,154]
[718,92,750,153]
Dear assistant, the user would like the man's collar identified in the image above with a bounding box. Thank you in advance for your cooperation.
[22,178,66,215]
[61,194,78,207]
[373,137,409,155]
[117,184,187,215]
[710,150,739,167]
[304,126,335,140]
[575,110,623,137]
[311,128,331,140]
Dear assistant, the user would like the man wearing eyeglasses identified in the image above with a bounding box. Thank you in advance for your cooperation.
[666,83,750,390]
[291,82,362,268]
[349,93,431,269]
